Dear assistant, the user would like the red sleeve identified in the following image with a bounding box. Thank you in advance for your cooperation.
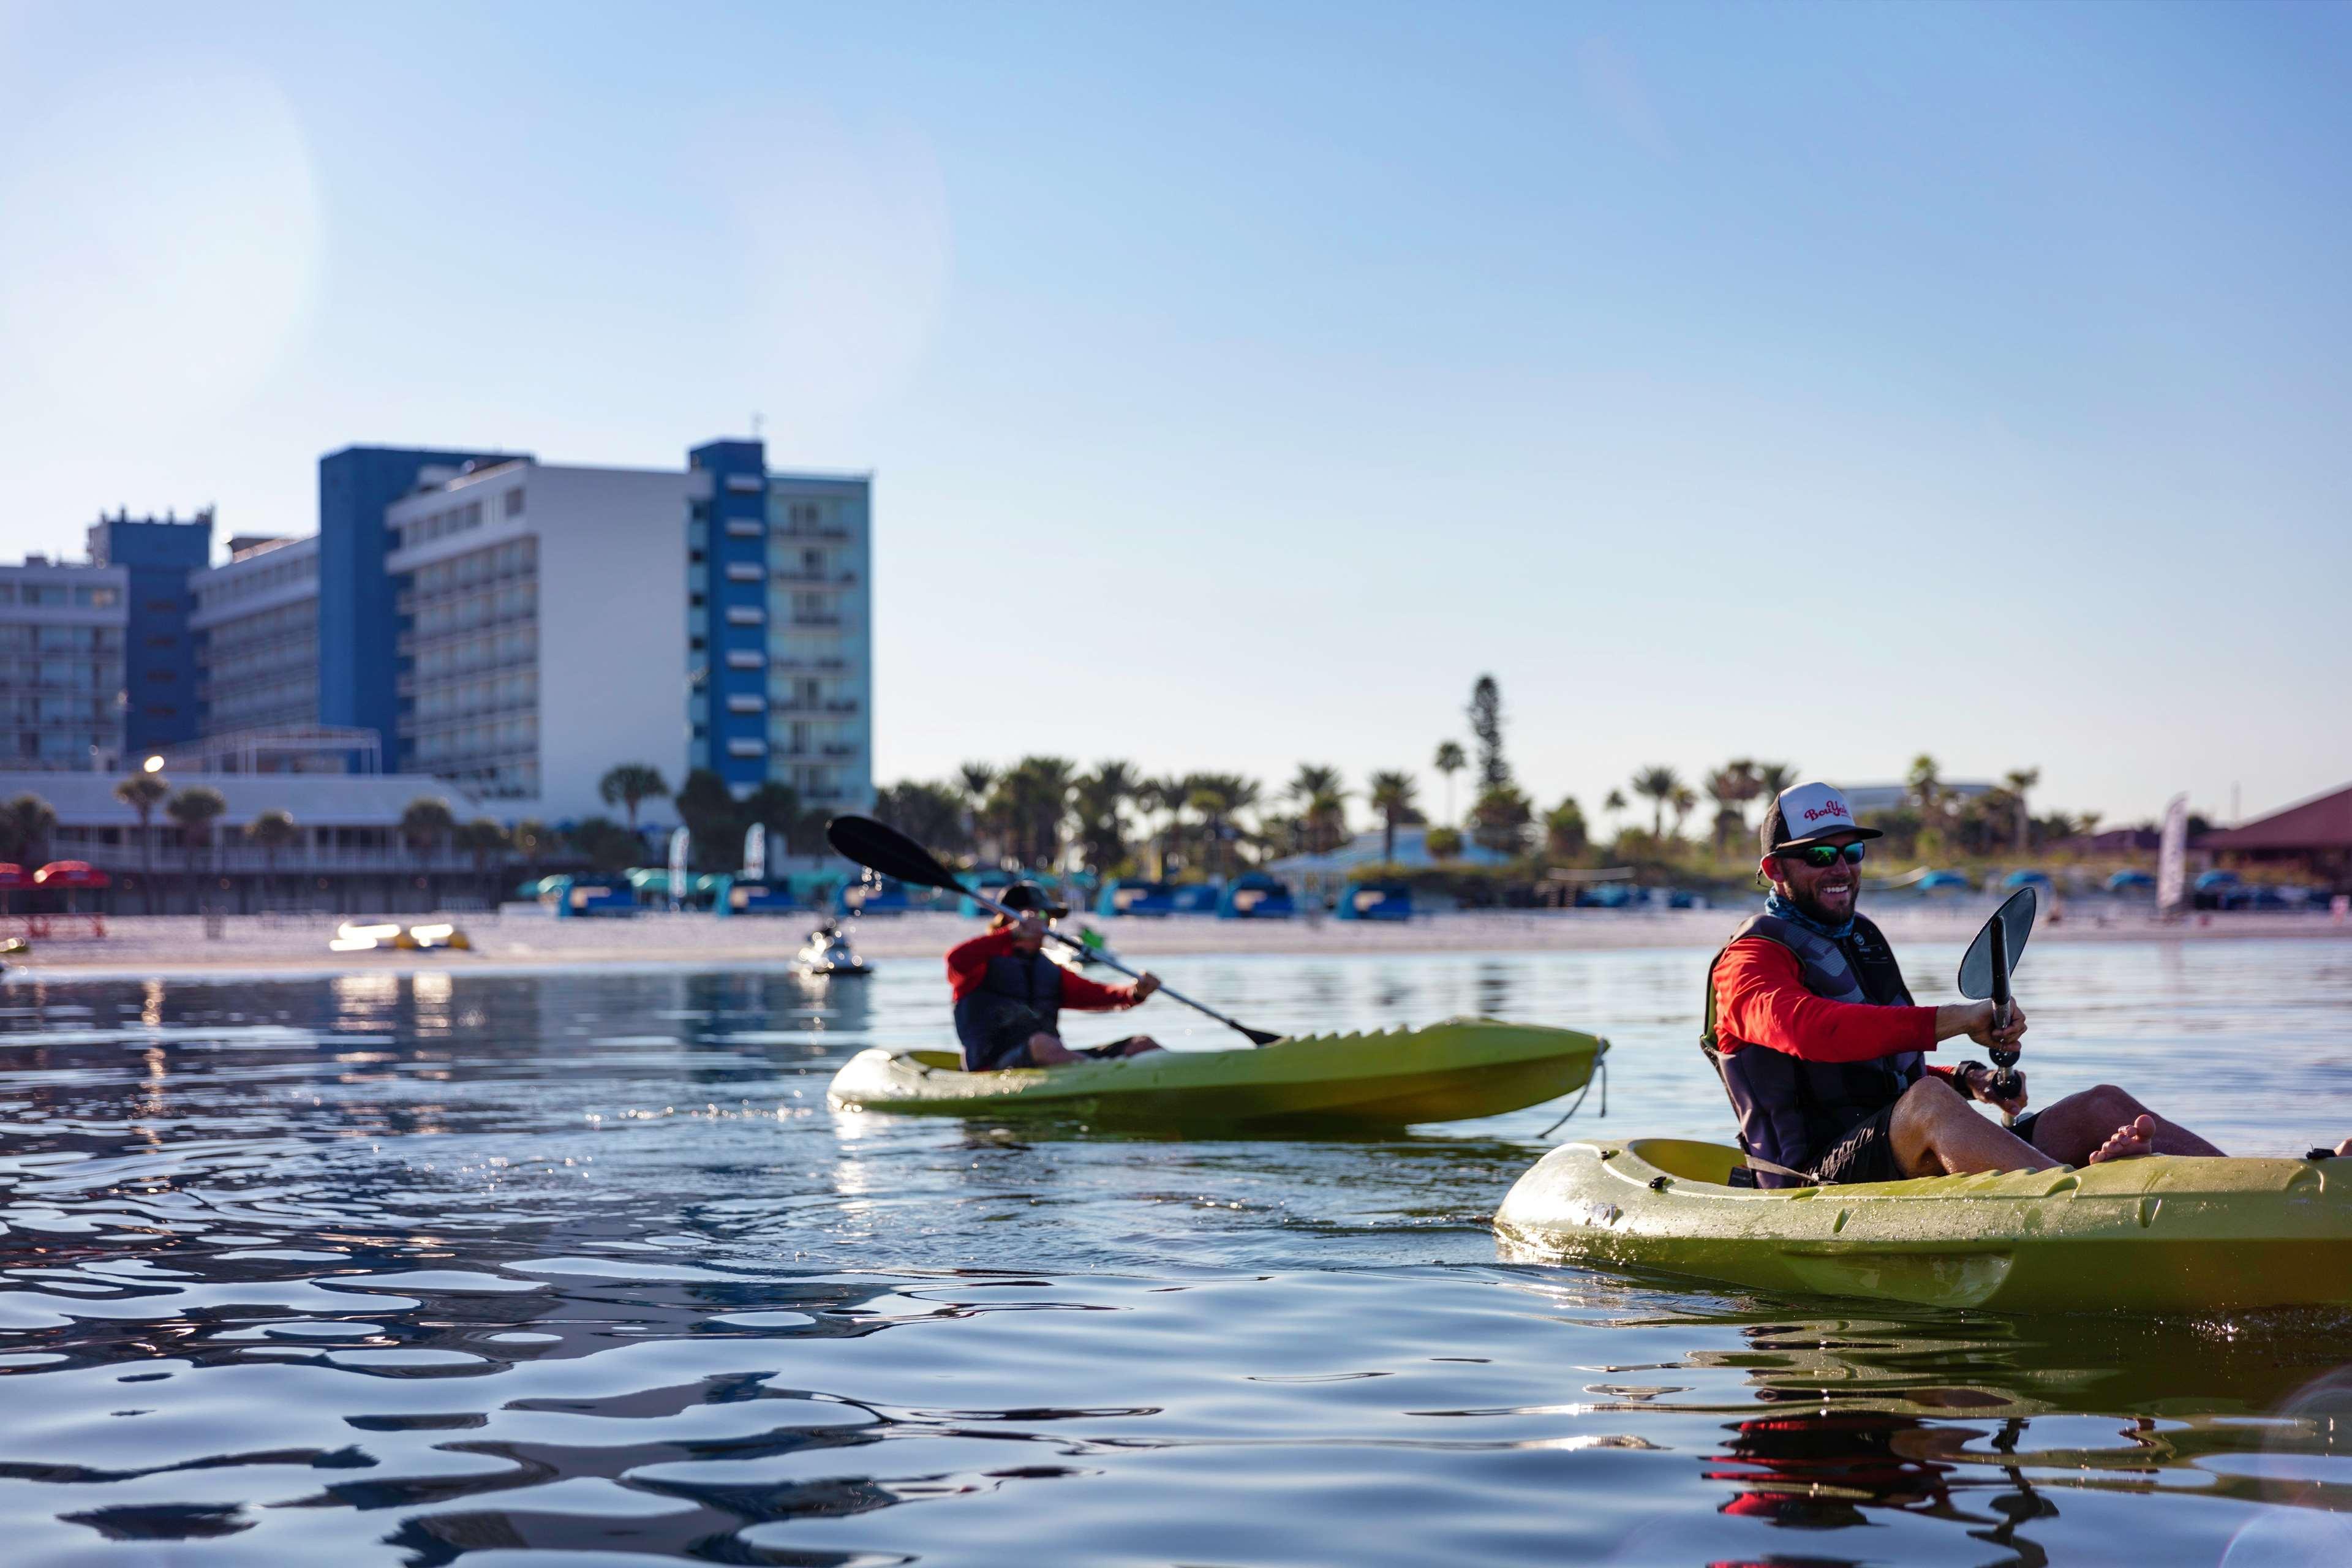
[1715,938,1937,1064]
[1054,967,1145,1012]
[946,927,1022,1001]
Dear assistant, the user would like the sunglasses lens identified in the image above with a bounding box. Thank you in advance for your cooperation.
[1794,843,1866,867]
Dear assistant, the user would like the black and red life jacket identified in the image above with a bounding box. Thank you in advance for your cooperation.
[1700,911,1920,1184]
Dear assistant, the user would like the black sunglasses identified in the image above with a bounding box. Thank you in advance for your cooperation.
[1782,843,1867,869]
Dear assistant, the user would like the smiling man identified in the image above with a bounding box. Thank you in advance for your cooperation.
[1700,782,2222,1186]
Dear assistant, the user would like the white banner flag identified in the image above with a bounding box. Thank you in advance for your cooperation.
[668,826,690,911]
[744,822,767,881]
[2156,793,2188,916]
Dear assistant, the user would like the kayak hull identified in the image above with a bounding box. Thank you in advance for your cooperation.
[1495,1137,2352,1315]
[827,1017,1604,1129]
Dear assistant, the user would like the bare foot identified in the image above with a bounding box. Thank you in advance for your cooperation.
[2087,1114,2158,1164]
[2336,1136,2351,1158]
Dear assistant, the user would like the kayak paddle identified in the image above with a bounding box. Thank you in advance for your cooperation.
[824,814,1286,1047]
[1958,886,2038,1123]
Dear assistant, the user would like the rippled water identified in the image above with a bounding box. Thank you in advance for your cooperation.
[3,938,2351,1565]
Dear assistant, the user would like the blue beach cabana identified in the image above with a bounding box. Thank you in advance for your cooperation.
[1097,879,1177,918]
[1216,872,1295,919]
[1335,879,1412,921]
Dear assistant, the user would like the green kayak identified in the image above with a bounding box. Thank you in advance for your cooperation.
[1495,1137,2352,1314]
[827,1017,1605,1129]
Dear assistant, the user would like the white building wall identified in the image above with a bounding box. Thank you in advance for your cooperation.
[388,462,687,825]
[530,465,689,824]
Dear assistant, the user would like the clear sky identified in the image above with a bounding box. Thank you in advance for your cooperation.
[3,2,2346,832]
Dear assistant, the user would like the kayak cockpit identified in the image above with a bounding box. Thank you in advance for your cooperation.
[905,1050,963,1072]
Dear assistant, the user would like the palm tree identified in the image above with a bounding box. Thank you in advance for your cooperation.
[956,761,997,848]
[1136,775,1185,878]
[1432,741,1467,827]
[1630,766,1682,838]
[989,756,1077,869]
[1669,783,1698,841]
[1366,771,1419,862]
[1182,772,1260,880]
[1755,761,1799,804]
[1289,764,1347,854]
[2005,767,2040,851]
[1543,797,1588,861]
[1073,761,1139,873]
[597,763,669,834]
[115,773,170,913]
[1907,754,1943,820]
[1602,787,1628,838]
[1468,783,1534,856]
[244,809,300,910]
[456,818,511,897]
[2,793,57,870]
[167,786,227,911]
[1705,768,1749,854]
[400,796,457,910]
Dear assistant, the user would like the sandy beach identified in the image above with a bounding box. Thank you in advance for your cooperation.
[3,904,2344,982]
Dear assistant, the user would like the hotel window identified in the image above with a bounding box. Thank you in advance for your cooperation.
[503,488,524,518]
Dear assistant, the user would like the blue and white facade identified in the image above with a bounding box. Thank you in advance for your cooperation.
[687,441,873,812]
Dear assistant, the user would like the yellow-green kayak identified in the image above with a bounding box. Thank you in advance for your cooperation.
[1495,1137,2352,1314]
[827,1017,1605,1129]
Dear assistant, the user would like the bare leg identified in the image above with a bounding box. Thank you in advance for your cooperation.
[2029,1085,2223,1164]
[1890,1076,2059,1177]
[1023,1031,1080,1065]
[1111,1035,1163,1057]
[2336,1136,2351,1158]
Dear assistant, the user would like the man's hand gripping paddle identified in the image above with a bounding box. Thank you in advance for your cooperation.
[1959,885,2038,1126]
[824,815,1285,1047]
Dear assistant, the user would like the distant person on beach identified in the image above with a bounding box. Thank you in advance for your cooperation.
[1701,782,2227,1186]
[948,881,1166,1070]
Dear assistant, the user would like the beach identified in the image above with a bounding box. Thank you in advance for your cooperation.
[6,903,2345,981]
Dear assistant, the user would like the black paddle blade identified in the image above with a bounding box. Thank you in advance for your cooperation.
[826,815,965,894]
[1242,1026,1283,1046]
[1959,885,2038,1000]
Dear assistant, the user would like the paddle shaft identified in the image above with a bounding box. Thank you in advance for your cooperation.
[1988,920,2021,1123]
[960,884,1276,1047]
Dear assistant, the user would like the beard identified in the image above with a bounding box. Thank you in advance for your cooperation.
[1785,878,1858,926]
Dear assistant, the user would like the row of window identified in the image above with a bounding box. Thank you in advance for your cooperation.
[409,626,534,682]
[393,486,524,552]
[0,625,123,654]
[407,537,535,596]
[410,668,536,722]
[410,582,535,639]
[193,549,315,614]
[0,581,120,608]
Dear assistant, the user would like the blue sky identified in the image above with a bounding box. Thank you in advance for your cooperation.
[2,2,2346,831]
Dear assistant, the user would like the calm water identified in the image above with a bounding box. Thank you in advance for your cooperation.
[2,938,2351,1566]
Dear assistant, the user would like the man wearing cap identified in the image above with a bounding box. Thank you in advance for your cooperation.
[1702,781,2223,1185]
[947,881,1166,1071]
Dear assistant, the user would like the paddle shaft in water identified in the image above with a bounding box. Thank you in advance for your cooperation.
[824,814,1284,1046]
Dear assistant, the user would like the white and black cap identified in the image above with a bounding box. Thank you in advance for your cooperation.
[1760,782,1885,854]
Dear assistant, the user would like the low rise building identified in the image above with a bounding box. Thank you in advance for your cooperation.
[0,768,508,914]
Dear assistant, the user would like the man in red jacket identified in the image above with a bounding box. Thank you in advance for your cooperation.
[1704,782,2223,1185]
[948,881,1166,1071]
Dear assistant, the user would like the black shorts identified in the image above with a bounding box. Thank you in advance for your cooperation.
[1809,1104,1902,1185]
[1808,1104,2046,1183]
[981,1035,1151,1071]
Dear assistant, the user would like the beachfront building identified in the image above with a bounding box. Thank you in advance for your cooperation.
[2198,782,2352,892]
[0,557,127,771]
[192,535,320,739]
[1265,824,1513,907]
[386,457,688,816]
[181,437,874,830]
[685,441,873,817]
[86,508,212,753]
[0,767,503,914]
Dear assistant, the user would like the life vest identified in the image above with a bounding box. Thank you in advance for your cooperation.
[1700,911,1920,1185]
[953,948,1066,1068]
